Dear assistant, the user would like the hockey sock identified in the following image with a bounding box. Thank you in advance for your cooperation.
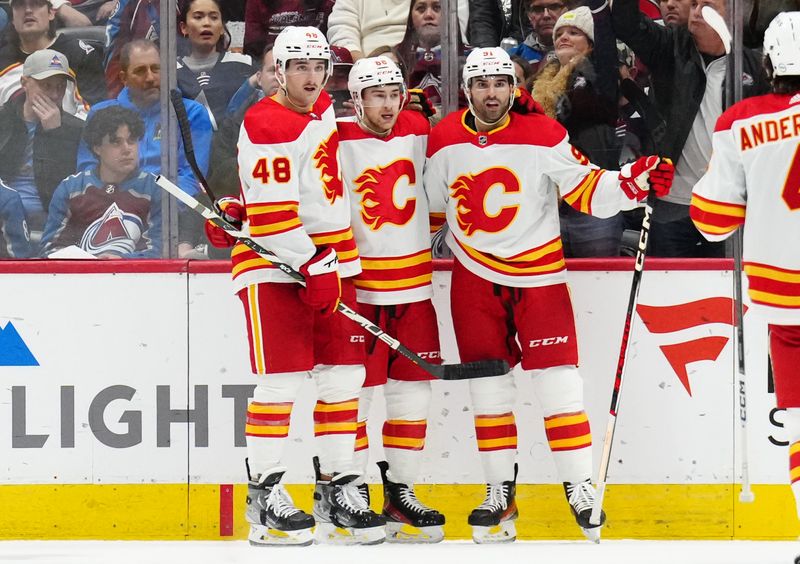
[469,373,517,484]
[352,386,375,480]
[383,419,427,485]
[531,365,593,483]
[246,372,306,476]
[313,364,366,475]
[784,408,800,518]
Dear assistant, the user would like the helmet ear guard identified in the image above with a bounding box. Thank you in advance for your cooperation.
[763,12,800,77]
[347,56,406,121]
[273,26,332,95]
[461,48,518,128]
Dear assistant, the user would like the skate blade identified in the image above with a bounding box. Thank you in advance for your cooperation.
[386,522,444,544]
[471,521,516,544]
[581,525,602,544]
[315,522,386,545]
[248,524,313,546]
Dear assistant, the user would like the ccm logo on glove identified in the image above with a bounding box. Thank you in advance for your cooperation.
[619,156,675,201]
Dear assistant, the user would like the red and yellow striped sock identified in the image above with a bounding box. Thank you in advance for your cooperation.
[314,399,359,437]
[383,419,427,452]
[474,412,517,452]
[245,401,292,439]
[544,410,592,452]
[789,440,800,485]
[355,420,369,452]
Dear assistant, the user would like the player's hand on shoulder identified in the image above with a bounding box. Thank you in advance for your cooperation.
[299,246,341,317]
[618,156,673,201]
[511,87,545,116]
[406,89,437,119]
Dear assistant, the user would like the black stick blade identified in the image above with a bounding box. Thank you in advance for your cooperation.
[439,359,510,381]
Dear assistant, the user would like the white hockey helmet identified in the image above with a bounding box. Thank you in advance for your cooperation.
[273,26,331,83]
[763,11,800,76]
[462,47,517,89]
[347,56,406,119]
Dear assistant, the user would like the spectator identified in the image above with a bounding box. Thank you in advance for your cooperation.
[177,0,253,129]
[0,9,8,36]
[0,0,106,113]
[0,180,33,258]
[71,0,119,24]
[613,0,769,257]
[104,0,161,98]
[327,0,468,62]
[78,39,212,198]
[507,0,569,70]
[659,0,691,26]
[49,0,92,27]
[0,49,84,234]
[468,0,531,48]
[243,0,334,59]
[532,5,624,257]
[41,105,162,258]
[224,45,277,117]
[327,44,354,116]
[510,54,534,91]
[394,0,468,116]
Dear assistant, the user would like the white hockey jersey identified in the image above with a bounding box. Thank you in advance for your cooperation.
[424,109,641,287]
[233,90,360,292]
[691,92,800,324]
[338,110,433,305]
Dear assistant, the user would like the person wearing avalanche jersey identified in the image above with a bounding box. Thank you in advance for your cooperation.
[691,12,800,536]
[424,47,674,544]
[337,55,445,543]
[203,26,385,546]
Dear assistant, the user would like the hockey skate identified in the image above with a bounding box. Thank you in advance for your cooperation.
[377,460,445,543]
[312,456,386,545]
[245,464,315,546]
[565,479,605,543]
[468,464,518,544]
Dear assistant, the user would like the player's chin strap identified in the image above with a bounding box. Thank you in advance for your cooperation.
[357,117,392,138]
[275,62,331,112]
[463,81,514,130]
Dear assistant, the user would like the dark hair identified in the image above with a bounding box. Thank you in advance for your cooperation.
[7,0,57,47]
[367,45,409,82]
[85,106,145,155]
[764,58,800,95]
[178,0,231,53]
[120,39,160,72]
[510,54,535,90]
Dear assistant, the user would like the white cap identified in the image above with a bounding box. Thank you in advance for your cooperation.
[23,49,74,82]
[553,6,595,43]
[462,47,516,87]
[763,11,800,76]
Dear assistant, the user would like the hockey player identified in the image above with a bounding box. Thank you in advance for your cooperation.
[203,26,384,546]
[424,47,674,544]
[338,55,446,543]
[690,12,800,545]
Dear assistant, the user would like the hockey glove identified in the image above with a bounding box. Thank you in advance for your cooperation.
[204,197,245,248]
[619,156,664,202]
[299,246,341,317]
[648,157,674,198]
[512,87,545,115]
[406,88,436,119]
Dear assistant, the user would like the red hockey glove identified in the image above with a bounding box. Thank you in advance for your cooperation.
[648,157,674,198]
[619,156,664,202]
[204,197,245,248]
[512,87,545,115]
[406,88,436,119]
[299,247,341,317]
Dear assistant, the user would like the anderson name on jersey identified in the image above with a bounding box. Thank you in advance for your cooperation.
[234,90,360,292]
[424,109,641,287]
[338,110,433,306]
[691,92,800,324]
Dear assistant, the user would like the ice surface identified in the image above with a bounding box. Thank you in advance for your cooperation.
[0,540,797,564]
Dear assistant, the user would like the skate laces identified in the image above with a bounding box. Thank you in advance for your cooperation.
[477,483,509,511]
[335,483,371,514]
[566,481,595,514]
[398,485,434,515]
[266,484,302,519]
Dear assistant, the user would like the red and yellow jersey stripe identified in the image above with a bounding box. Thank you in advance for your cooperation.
[744,262,800,309]
[429,212,446,235]
[689,193,746,237]
[355,249,432,293]
[562,170,606,215]
[455,236,566,278]
[246,201,301,237]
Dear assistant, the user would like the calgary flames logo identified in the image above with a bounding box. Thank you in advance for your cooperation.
[313,132,344,204]
[450,168,520,235]
[354,159,417,230]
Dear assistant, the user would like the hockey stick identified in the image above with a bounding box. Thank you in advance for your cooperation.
[161,96,508,382]
[590,190,657,526]
[702,5,755,503]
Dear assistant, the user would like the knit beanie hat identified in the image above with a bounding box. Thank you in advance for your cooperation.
[553,6,595,43]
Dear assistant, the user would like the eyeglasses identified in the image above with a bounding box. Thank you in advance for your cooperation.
[527,3,566,14]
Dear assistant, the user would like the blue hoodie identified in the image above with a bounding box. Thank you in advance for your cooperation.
[0,181,32,258]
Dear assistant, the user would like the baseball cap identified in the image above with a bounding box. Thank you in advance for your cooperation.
[23,49,74,81]
[10,0,54,6]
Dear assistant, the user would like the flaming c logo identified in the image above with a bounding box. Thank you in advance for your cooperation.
[354,159,417,230]
[450,168,520,236]
[637,297,747,396]
[313,132,344,204]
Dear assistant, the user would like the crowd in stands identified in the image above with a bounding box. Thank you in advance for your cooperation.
[0,0,790,259]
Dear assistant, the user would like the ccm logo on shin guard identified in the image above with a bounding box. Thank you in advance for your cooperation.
[528,336,569,347]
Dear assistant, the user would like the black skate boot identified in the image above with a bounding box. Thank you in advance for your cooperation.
[468,463,518,544]
[312,456,386,545]
[564,479,605,543]
[245,461,315,546]
[377,460,445,543]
